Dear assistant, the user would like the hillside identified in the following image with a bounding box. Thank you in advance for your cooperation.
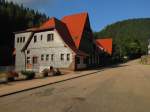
[0,1,48,65]
[95,18,150,62]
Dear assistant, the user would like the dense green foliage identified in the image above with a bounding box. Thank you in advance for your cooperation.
[21,71,35,79]
[95,18,150,62]
[0,0,48,65]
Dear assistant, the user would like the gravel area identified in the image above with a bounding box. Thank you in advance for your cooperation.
[0,59,150,112]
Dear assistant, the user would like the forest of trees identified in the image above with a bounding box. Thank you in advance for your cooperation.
[0,0,48,65]
[94,18,150,63]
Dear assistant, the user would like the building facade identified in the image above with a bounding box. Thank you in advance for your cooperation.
[14,12,112,72]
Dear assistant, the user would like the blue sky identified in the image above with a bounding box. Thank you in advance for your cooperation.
[7,0,150,31]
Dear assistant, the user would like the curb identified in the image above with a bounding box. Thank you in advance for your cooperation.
[0,70,103,97]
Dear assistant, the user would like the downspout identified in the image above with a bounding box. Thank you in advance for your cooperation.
[75,55,77,71]
[21,32,34,71]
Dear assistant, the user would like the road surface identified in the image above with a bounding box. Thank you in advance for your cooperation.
[1,59,150,112]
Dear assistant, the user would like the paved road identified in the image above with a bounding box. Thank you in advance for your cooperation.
[1,59,150,112]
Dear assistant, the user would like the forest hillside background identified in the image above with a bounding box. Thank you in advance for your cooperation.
[0,0,150,65]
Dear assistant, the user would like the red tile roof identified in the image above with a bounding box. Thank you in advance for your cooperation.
[21,12,92,56]
[39,17,56,29]
[96,38,113,55]
[62,12,88,48]
[26,17,56,32]
[54,18,88,56]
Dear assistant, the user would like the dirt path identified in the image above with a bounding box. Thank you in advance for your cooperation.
[0,59,150,112]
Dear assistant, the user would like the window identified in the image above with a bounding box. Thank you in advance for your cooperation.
[17,37,19,43]
[51,54,54,61]
[27,57,30,64]
[47,34,54,41]
[67,54,70,61]
[23,37,25,42]
[27,50,30,54]
[32,57,38,64]
[83,58,87,64]
[20,37,22,43]
[76,57,80,64]
[46,54,49,61]
[41,35,43,40]
[41,54,44,61]
[60,54,64,61]
[34,36,37,43]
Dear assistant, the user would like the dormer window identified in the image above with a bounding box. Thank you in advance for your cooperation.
[47,34,54,41]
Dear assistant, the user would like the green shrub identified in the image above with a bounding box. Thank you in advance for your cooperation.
[21,71,35,80]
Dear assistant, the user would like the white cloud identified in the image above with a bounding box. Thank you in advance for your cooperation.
[6,0,49,5]
[6,0,31,4]
[6,0,55,12]
[6,0,57,15]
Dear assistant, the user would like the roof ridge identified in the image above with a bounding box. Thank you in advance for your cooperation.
[39,17,57,28]
[62,12,88,19]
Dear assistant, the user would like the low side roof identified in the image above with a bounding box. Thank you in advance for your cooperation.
[22,17,79,54]
[96,38,113,55]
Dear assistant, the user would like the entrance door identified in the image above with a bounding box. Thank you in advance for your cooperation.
[32,56,38,70]
[33,56,38,64]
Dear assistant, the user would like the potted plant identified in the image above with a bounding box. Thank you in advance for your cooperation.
[54,68,61,76]
[6,71,19,81]
[42,68,49,77]
[49,66,55,76]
